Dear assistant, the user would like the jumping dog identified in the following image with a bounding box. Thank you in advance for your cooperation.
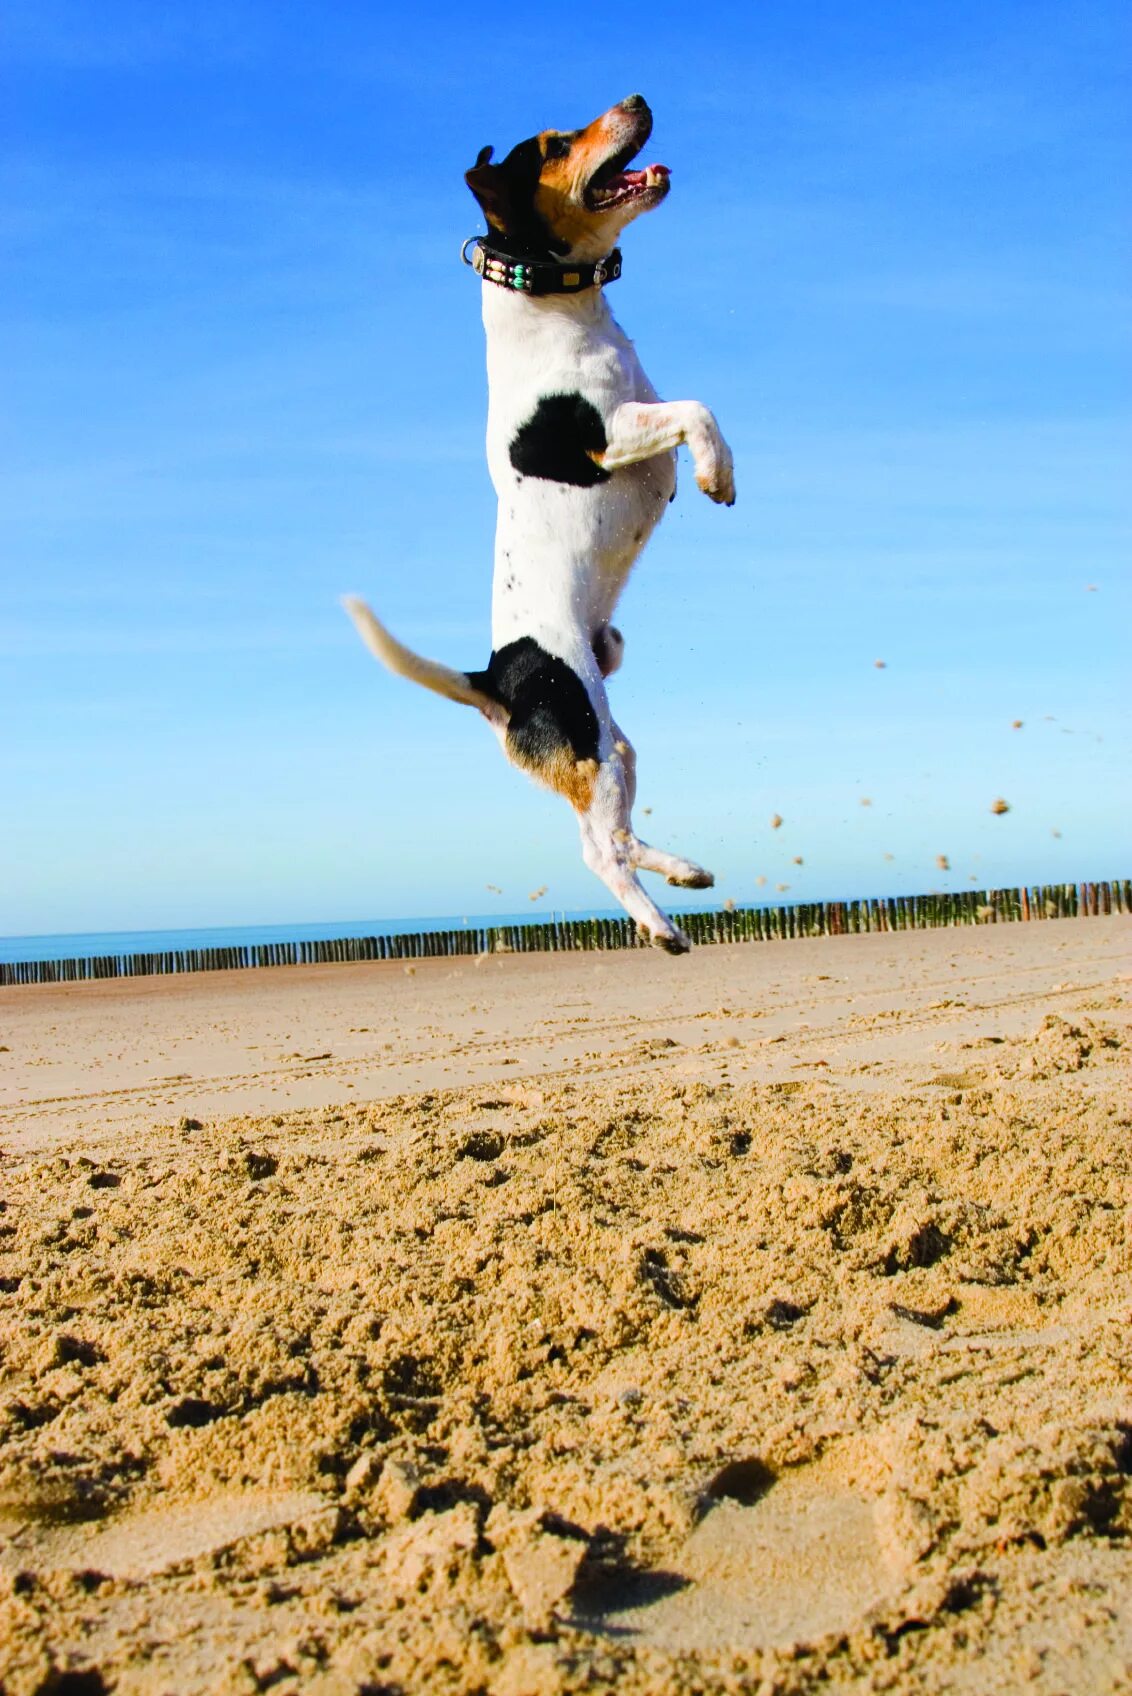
[344,94,735,952]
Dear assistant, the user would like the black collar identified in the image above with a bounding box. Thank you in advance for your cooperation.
[461,237,622,296]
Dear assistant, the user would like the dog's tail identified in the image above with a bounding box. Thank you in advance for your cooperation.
[341,595,500,717]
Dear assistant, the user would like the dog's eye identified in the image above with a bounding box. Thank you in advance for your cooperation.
[543,135,571,161]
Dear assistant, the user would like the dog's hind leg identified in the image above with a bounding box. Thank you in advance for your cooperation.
[497,656,694,952]
[632,839,715,889]
[608,721,715,890]
[577,746,691,954]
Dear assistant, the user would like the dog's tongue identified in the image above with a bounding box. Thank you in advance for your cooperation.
[624,161,668,189]
[608,162,670,192]
[597,162,668,204]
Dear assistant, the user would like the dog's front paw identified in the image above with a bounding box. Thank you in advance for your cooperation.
[693,432,736,506]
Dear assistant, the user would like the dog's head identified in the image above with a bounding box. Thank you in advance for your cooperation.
[465,94,669,262]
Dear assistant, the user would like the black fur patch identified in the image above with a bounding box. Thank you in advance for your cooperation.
[509,393,610,487]
[469,638,599,766]
[494,136,556,254]
[467,136,570,257]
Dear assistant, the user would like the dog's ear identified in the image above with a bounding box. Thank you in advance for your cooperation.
[465,147,513,233]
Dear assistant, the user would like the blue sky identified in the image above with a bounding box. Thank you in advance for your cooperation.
[2,0,1128,935]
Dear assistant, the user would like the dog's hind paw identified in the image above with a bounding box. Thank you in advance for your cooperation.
[666,866,714,889]
[650,926,691,955]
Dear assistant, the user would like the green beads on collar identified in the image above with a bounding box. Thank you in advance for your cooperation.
[462,238,623,296]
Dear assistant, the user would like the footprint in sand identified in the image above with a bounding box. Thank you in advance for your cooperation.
[578,1448,910,1652]
[0,1490,331,1581]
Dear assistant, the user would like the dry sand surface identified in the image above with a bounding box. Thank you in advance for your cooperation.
[0,916,1129,1694]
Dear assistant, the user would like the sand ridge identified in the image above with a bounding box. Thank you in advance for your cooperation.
[0,919,1130,1693]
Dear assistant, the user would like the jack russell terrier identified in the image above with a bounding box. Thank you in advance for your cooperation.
[344,93,735,953]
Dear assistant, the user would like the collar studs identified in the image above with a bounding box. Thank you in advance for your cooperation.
[462,239,623,297]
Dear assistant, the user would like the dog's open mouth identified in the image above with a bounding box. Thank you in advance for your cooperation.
[585,147,670,210]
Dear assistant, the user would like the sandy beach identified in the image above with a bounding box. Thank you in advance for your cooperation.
[1,915,1129,1693]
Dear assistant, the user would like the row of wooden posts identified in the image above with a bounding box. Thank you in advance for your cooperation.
[1,880,1126,987]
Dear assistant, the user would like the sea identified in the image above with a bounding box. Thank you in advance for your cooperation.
[0,910,635,967]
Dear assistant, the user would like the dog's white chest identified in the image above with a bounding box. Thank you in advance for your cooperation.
[480,287,675,658]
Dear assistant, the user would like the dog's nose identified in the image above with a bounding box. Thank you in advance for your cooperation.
[622,93,648,112]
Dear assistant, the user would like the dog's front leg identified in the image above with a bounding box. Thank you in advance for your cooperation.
[596,401,735,505]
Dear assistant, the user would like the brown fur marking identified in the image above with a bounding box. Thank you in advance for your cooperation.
[507,741,599,812]
[534,116,625,252]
